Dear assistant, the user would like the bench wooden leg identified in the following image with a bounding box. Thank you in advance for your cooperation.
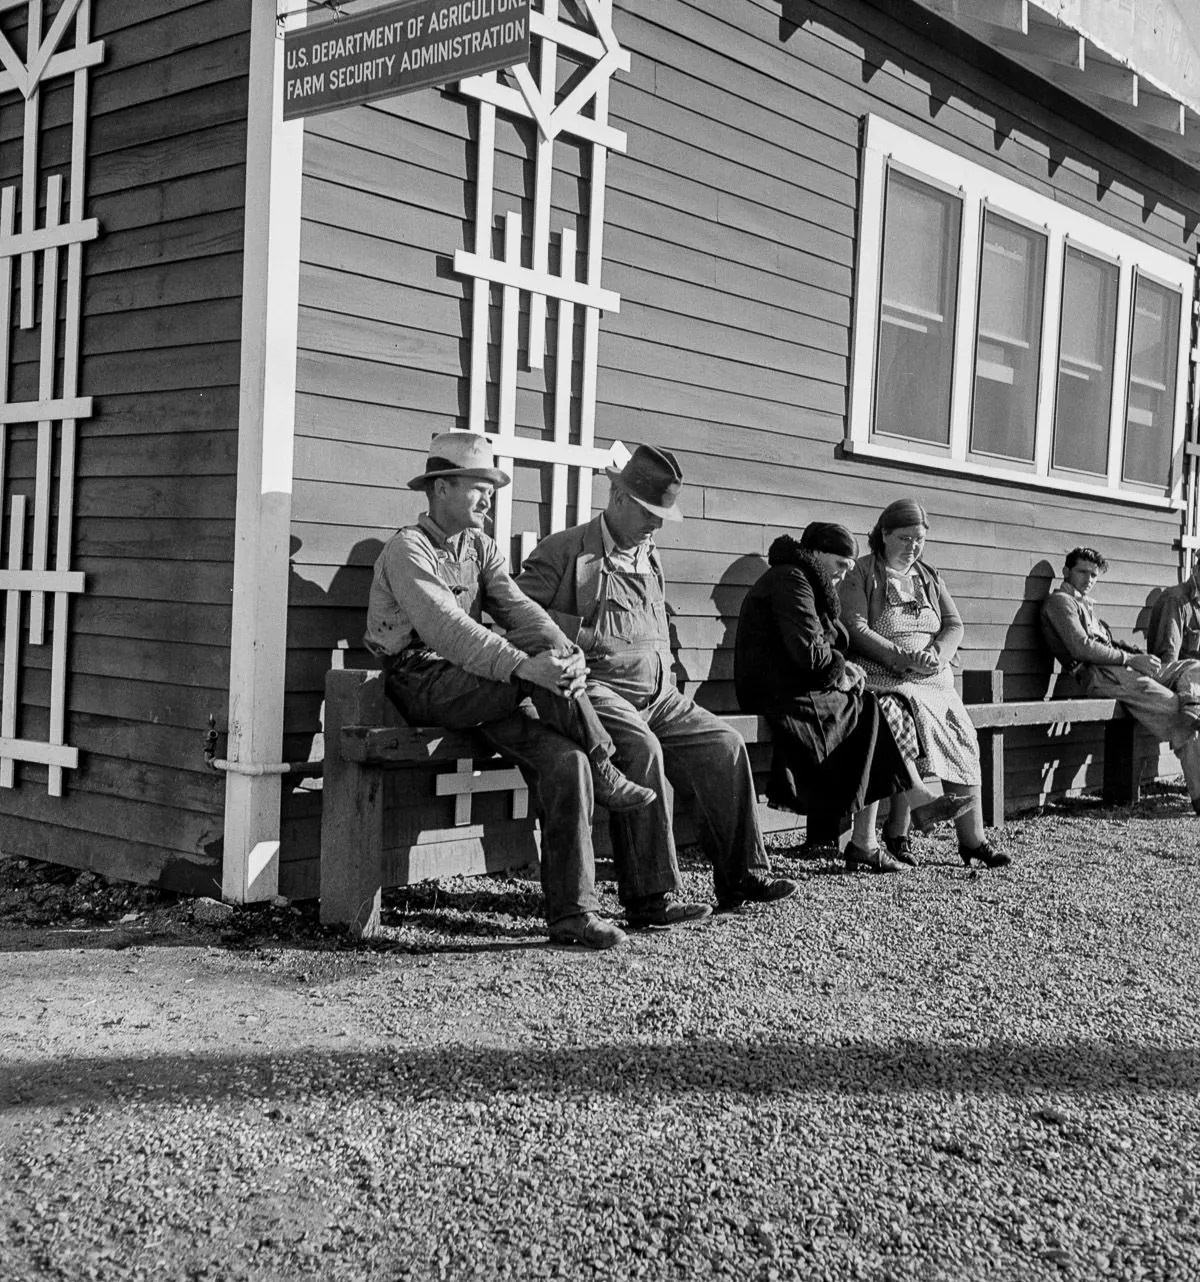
[1103,718,1139,807]
[319,758,383,938]
[978,728,1005,830]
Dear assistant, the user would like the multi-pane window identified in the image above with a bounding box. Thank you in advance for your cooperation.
[849,116,1193,507]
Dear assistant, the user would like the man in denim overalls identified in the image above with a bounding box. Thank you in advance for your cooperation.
[518,444,798,916]
[366,432,711,949]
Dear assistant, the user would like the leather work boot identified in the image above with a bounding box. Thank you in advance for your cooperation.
[624,894,713,929]
[548,913,627,950]
[717,872,798,911]
[592,760,656,812]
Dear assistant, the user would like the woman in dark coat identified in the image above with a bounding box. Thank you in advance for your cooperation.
[734,522,970,871]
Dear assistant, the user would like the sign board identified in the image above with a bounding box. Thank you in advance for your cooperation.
[283,0,531,121]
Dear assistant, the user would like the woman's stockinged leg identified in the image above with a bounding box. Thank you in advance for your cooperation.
[851,802,880,849]
[885,792,912,838]
[944,781,986,848]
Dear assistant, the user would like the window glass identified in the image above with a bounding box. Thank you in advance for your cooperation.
[1052,247,1118,476]
[1122,275,1181,487]
[970,212,1045,462]
[873,170,961,447]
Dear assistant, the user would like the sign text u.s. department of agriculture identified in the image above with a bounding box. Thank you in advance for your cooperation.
[283,0,530,121]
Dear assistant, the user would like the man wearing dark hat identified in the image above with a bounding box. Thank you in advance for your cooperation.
[517,443,798,916]
[366,431,709,950]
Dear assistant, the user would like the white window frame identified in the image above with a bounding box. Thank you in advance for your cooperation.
[847,115,1194,510]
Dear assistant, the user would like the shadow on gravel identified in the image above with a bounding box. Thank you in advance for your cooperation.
[4,1040,1197,1111]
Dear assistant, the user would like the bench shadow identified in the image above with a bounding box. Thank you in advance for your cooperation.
[5,1039,1198,1112]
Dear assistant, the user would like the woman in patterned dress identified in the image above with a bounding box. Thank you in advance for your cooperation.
[840,498,1010,869]
[735,522,975,873]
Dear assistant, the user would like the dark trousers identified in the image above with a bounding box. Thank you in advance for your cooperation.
[384,656,610,926]
[588,681,767,905]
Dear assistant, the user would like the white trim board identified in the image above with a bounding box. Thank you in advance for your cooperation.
[222,2,305,904]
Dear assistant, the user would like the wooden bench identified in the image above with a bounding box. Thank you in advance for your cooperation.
[961,671,1137,828]
[319,668,1137,936]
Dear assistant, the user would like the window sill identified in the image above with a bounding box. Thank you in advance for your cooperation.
[843,437,1183,510]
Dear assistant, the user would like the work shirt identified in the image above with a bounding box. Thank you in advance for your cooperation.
[364,513,567,683]
[1040,582,1129,672]
[1148,578,1200,664]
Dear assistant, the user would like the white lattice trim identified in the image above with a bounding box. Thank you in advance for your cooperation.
[454,246,621,312]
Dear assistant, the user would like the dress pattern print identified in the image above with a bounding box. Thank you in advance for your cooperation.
[859,571,981,787]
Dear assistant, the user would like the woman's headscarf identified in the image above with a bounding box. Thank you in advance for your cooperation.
[799,522,858,558]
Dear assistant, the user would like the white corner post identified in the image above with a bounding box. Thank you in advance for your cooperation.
[222,1,304,903]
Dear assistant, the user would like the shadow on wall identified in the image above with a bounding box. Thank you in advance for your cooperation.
[999,559,1056,701]
[695,553,768,712]
[1136,587,1163,646]
[286,535,384,770]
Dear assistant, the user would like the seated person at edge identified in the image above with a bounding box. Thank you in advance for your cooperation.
[733,522,975,874]
[1147,554,1200,665]
[516,443,797,913]
[840,498,1010,870]
[365,430,711,951]
[1041,546,1200,814]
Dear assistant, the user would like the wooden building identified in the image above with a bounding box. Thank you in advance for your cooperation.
[0,0,1197,901]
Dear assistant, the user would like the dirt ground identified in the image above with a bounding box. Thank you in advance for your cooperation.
[3,794,1200,1281]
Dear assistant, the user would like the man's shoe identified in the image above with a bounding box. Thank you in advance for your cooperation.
[959,841,1011,869]
[717,872,798,911]
[911,793,976,834]
[592,761,656,812]
[624,896,713,929]
[548,912,627,950]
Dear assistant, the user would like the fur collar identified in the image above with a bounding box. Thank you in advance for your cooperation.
[767,537,841,620]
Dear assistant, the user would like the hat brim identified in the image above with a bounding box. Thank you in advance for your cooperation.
[408,465,511,491]
[605,465,684,522]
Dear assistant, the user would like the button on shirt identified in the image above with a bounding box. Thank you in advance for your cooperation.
[364,513,568,684]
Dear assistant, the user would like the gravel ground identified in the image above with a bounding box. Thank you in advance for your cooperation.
[2,791,1200,1282]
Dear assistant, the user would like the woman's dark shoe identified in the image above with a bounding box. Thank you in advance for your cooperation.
[911,793,975,834]
[959,841,1011,869]
[844,842,905,874]
[882,832,916,866]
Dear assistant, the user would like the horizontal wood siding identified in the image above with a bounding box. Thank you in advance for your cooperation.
[0,1,249,894]
[285,0,1199,883]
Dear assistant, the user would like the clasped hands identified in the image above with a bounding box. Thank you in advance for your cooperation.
[516,645,589,699]
[893,647,941,677]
